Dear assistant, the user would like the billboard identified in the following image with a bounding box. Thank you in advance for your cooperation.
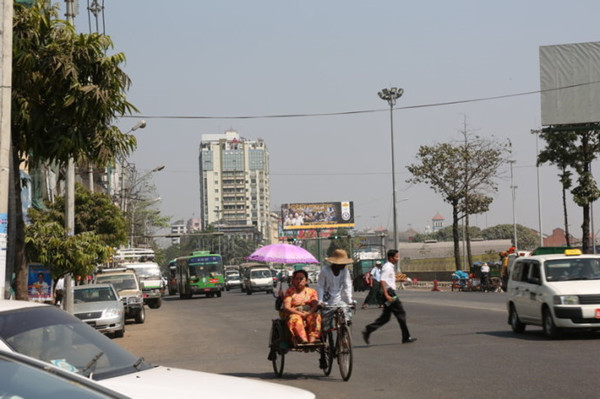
[282,201,354,230]
[540,41,600,126]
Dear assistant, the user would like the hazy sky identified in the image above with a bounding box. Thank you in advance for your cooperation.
[68,1,600,238]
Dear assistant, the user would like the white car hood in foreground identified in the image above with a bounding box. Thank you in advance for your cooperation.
[98,366,315,399]
[547,280,600,295]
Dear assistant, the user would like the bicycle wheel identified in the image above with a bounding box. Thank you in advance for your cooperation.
[337,324,353,381]
[269,321,285,377]
[321,331,334,376]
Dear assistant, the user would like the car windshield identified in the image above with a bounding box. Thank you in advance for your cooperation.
[227,273,240,280]
[96,276,137,291]
[0,306,152,381]
[74,287,117,303]
[129,266,161,279]
[251,270,271,278]
[544,258,600,281]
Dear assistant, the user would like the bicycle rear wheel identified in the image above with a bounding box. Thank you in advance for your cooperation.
[337,324,353,381]
[269,321,285,377]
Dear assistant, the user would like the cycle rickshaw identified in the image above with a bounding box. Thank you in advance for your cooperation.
[268,304,354,381]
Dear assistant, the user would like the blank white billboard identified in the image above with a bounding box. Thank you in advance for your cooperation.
[540,41,600,126]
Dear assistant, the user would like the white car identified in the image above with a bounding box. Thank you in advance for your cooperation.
[0,301,315,398]
[507,249,600,339]
[0,349,130,399]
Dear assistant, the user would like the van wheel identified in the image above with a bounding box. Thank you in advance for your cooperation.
[543,308,560,339]
[135,306,145,324]
[509,305,525,333]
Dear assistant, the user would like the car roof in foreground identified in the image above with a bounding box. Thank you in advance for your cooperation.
[0,299,47,312]
[518,253,600,262]
[75,283,114,289]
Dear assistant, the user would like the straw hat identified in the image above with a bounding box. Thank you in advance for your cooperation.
[325,249,353,265]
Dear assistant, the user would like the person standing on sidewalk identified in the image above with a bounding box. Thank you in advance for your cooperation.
[362,249,416,345]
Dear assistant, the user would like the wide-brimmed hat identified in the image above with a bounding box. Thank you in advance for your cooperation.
[325,249,353,265]
[375,261,382,266]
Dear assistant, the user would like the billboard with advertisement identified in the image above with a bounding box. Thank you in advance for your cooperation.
[27,264,53,302]
[282,201,354,230]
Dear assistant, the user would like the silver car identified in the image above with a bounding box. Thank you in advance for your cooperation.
[74,284,125,338]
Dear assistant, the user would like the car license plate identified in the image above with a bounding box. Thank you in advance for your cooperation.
[595,309,600,319]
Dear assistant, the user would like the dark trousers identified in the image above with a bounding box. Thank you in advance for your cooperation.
[365,289,410,340]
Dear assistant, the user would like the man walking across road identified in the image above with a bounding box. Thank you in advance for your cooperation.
[362,249,416,345]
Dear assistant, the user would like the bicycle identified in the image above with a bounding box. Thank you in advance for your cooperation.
[267,303,354,381]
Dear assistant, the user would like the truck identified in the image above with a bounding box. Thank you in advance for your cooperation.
[352,245,386,292]
[113,248,164,309]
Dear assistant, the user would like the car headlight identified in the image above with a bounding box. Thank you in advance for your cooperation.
[554,295,579,305]
[105,308,122,317]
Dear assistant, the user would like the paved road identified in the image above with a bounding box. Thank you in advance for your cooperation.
[116,288,600,399]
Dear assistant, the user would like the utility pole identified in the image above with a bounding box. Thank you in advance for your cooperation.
[63,0,76,313]
[0,0,13,299]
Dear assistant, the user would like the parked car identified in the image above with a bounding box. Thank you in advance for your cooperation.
[507,249,600,339]
[0,301,315,398]
[73,284,125,338]
[95,269,145,324]
[0,350,130,399]
[225,271,241,291]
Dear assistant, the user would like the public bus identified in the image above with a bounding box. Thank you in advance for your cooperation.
[176,251,224,299]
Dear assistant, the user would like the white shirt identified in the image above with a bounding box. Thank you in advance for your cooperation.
[379,261,396,291]
[317,265,353,305]
[481,264,490,273]
[370,266,382,282]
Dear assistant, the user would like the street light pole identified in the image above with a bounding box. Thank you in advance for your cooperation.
[378,87,404,265]
[509,160,518,252]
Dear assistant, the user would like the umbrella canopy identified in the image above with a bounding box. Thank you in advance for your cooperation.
[247,243,319,264]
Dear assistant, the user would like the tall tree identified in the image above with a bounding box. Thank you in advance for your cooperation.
[12,2,137,299]
[407,130,509,270]
[536,129,577,246]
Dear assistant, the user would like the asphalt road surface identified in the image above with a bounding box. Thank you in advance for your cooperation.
[116,288,600,399]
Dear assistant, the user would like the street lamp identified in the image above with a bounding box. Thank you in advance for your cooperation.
[378,87,404,264]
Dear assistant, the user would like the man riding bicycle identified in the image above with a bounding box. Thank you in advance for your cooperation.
[317,249,355,331]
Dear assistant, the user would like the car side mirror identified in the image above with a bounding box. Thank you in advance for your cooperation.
[528,277,541,285]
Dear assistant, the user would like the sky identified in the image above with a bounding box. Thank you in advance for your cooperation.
[65,1,600,239]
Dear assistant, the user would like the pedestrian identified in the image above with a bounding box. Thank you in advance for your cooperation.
[480,262,490,291]
[361,261,382,309]
[362,249,416,345]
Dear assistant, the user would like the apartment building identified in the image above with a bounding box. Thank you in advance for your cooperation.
[198,130,270,239]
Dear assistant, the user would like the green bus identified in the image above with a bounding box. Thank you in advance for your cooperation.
[176,251,224,299]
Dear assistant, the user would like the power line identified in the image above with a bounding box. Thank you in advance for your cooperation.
[123,81,600,121]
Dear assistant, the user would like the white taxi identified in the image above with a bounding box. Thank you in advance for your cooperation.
[507,249,600,339]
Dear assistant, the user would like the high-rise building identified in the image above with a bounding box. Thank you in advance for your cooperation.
[198,130,270,239]
[170,220,186,245]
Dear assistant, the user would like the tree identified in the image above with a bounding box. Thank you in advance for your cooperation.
[326,228,355,259]
[407,128,509,270]
[480,224,540,250]
[24,222,111,281]
[28,183,128,247]
[538,124,600,253]
[536,129,577,246]
[12,2,137,299]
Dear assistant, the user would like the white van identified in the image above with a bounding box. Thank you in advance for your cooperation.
[242,266,274,295]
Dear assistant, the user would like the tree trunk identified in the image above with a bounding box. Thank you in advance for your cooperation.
[452,201,461,270]
[562,184,571,246]
[11,147,27,300]
[465,213,473,269]
[582,203,590,254]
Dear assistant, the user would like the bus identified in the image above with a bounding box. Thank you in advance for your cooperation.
[176,251,224,299]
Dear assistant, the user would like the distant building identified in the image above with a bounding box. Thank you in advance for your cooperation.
[186,218,201,233]
[170,220,186,245]
[198,130,271,241]
[432,212,444,232]
[543,228,577,247]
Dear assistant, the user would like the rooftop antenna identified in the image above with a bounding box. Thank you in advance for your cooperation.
[87,0,105,34]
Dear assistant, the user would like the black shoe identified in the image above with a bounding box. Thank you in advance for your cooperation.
[402,337,417,344]
[362,330,370,345]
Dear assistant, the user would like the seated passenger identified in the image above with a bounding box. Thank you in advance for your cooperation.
[282,269,321,344]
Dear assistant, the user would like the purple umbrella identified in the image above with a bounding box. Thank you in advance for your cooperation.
[247,243,319,264]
